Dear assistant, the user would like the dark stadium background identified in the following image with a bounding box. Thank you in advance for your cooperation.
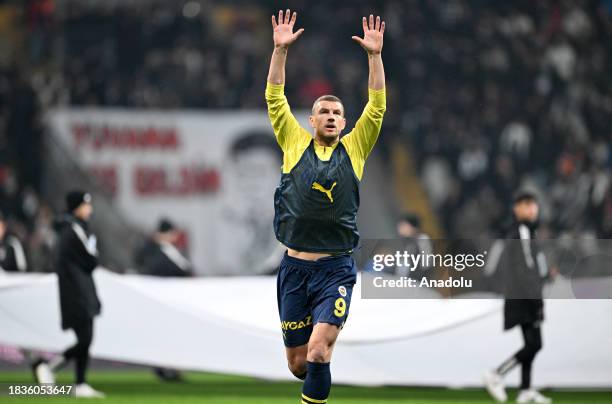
[2,0,611,266]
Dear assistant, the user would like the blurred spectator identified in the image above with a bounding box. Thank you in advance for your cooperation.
[0,212,28,272]
[396,213,432,277]
[133,218,193,277]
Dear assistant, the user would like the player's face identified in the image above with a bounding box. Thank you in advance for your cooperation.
[309,101,346,140]
[513,200,539,223]
[0,221,5,240]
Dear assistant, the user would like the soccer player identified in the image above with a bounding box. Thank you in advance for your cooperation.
[265,9,386,404]
[484,191,552,403]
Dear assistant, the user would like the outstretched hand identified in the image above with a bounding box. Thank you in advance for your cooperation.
[271,9,304,48]
[352,14,385,54]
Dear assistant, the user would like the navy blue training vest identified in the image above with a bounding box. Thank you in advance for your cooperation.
[274,139,360,253]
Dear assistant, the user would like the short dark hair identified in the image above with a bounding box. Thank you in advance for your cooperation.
[312,95,344,115]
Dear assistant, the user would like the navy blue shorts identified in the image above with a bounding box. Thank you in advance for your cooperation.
[277,252,357,348]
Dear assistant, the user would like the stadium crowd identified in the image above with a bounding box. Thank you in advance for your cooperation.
[1,0,611,274]
[51,0,612,239]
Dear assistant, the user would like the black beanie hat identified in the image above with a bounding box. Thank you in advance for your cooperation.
[66,190,92,212]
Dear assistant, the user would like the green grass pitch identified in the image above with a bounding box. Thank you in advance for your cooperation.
[1,370,610,403]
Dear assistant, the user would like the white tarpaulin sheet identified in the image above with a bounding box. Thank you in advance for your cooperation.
[1,270,611,387]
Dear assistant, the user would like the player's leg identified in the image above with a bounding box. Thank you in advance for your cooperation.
[307,323,340,363]
[300,323,340,404]
[277,254,313,379]
[301,256,356,404]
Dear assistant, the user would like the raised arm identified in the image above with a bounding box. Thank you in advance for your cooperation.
[352,15,385,90]
[267,9,304,85]
[265,9,310,163]
[342,15,387,180]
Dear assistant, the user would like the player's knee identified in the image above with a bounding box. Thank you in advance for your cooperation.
[287,356,307,378]
[307,342,331,363]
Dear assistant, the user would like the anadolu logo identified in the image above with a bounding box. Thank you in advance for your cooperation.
[338,286,347,297]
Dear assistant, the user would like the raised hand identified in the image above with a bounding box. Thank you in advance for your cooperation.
[352,14,385,54]
[271,9,304,48]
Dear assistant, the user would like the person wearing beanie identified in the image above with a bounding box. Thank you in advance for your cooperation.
[484,190,553,404]
[33,190,105,398]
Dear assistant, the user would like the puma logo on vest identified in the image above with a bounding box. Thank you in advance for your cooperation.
[312,182,337,203]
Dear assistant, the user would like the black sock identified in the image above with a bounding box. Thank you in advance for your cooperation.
[301,361,331,404]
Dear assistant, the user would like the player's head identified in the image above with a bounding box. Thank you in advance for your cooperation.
[309,95,346,141]
[66,190,93,221]
[512,190,539,223]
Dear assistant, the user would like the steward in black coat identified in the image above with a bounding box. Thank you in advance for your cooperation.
[500,219,548,330]
[485,191,553,402]
[54,213,101,329]
[33,191,105,395]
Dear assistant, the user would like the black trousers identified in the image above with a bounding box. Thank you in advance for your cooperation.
[62,318,94,384]
[515,323,542,389]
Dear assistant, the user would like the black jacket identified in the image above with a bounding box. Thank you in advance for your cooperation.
[54,215,101,330]
[0,234,28,272]
[134,239,192,277]
[499,220,548,330]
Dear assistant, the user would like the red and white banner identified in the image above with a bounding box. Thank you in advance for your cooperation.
[46,109,304,275]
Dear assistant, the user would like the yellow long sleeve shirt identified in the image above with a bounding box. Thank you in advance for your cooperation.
[265,83,386,180]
